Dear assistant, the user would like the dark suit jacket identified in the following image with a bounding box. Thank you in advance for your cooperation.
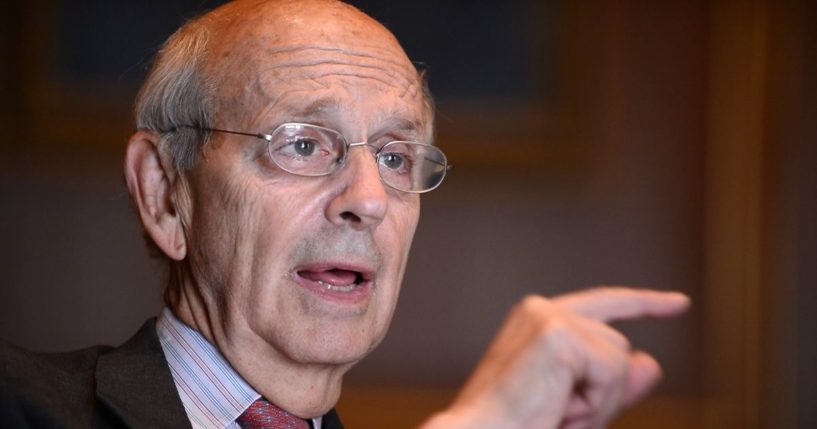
[0,320,344,429]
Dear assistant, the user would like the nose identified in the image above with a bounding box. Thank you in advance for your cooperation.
[325,146,388,230]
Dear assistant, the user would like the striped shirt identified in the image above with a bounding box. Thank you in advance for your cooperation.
[157,308,322,429]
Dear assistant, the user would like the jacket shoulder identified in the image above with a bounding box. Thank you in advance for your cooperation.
[0,339,114,427]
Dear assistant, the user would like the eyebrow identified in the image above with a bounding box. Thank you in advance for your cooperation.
[380,117,424,139]
[299,98,342,119]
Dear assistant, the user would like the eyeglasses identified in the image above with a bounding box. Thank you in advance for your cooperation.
[174,122,450,193]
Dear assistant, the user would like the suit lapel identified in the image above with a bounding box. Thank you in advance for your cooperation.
[94,319,346,429]
[321,409,345,429]
[95,319,191,429]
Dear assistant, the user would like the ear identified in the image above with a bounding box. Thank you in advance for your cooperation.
[124,131,188,261]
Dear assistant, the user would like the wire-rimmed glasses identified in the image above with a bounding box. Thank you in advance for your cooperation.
[175,122,450,193]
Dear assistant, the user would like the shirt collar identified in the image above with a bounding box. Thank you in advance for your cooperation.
[157,308,322,429]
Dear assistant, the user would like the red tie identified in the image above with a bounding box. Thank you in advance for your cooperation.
[237,399,310,429]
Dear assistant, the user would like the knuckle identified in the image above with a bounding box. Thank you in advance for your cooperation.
[519,294,549,312]
[608,329,631,351]
[611,349,633,378]
[515,294,557,323]
[536,316,578,354]
[540,316,570,338]
[593,353,630,387]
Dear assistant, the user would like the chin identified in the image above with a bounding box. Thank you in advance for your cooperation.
[288,321,387,366]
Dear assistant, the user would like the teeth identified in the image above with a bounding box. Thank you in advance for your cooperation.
[318,281,359,293]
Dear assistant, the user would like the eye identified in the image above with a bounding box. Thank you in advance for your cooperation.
[290,138,317,157]
[270,130,340,175]
[381,153,405,170]
[274,136,331,160]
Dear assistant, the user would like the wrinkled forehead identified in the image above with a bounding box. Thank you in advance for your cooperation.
[200,0,428,130]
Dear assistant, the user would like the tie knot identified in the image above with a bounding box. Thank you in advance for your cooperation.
[237,399,309,429]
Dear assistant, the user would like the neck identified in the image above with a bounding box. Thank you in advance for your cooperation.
[165,267,351,418]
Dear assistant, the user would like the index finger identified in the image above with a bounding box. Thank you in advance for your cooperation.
[551,286,690,322]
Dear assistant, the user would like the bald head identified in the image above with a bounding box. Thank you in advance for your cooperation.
[202,0,405,57]
[201,0,425,128]
[135,0,432,170]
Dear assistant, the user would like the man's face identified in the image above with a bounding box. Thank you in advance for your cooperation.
[174,2,428,378]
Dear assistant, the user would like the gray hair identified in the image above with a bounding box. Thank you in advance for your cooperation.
[134,17,214,171]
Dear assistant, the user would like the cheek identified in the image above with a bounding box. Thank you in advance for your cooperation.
[386,196,420,260]
[375,197,420,305]
[240,183,326,301]
[186,175,273,298]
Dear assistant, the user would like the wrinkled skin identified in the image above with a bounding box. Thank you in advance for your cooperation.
[125,0,690,426]
[128,0,428,417]
[420,287,689,429]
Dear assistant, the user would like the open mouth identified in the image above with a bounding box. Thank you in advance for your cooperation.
[296,266,373,294]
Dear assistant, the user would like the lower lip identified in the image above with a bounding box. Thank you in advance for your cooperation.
[293,274,374,304]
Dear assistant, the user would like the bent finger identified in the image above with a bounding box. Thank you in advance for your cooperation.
[562,395,592,421]
[622,350,662,407]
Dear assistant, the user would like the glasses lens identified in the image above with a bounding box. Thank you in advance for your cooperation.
[268,124,345,176]
[378,142,448,193]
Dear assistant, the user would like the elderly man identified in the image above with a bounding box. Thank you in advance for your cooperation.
[0,1,689,428]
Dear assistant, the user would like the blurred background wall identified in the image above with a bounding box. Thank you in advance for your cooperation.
[0,1,814,428]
